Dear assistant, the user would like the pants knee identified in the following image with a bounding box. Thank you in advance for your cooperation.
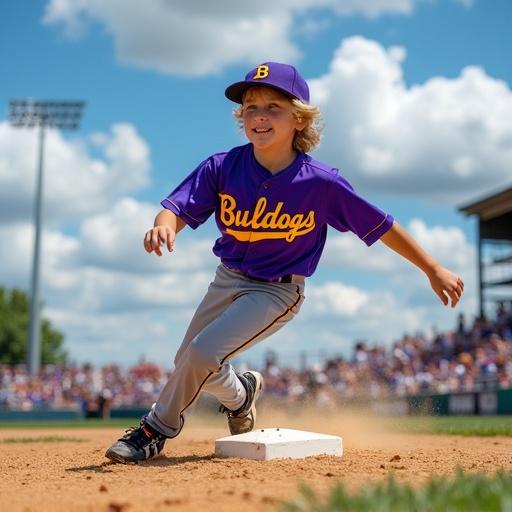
[187,337,221,372]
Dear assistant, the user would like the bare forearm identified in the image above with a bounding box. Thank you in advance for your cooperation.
[380,221,464,307]
[380,221,439,276]
[154,209,187,234]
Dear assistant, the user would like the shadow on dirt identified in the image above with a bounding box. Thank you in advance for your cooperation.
[66,462,116,473]
[66,453,220,472]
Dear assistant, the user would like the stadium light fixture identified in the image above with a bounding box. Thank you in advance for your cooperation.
[8,100,85,376]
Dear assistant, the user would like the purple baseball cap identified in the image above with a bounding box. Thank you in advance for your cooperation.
[225,62,310,104]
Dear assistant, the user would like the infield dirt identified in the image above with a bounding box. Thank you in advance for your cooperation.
[2,408,512,512]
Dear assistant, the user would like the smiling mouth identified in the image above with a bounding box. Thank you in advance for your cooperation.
[253,128,272,134]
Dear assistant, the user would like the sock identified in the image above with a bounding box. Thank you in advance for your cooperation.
[227,378,247,412]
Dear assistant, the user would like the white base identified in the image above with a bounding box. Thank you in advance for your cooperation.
[215,428,343,461]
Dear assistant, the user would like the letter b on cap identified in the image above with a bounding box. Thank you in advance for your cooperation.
[253,65,269,79]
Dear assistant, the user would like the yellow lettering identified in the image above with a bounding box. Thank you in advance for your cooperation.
[276,213,291,229]
[261,202,283,228]
[253,65,269,79]
[290,213,305,229]
[285,224,315,242]
[251,197,267,228]
[304,211,315,227]
[235,209,251,227]
[218,192,316,243]
[219,193,236,226]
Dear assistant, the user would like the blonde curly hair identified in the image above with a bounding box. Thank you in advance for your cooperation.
[233,87,323,153]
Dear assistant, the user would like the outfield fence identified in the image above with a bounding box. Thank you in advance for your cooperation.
[1,388,512,422]
[372,387,512,416]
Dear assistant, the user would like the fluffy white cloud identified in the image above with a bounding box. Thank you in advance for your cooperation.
[310,37,512,202]
[302,281,419,329]
[323,218,474,277]
[310,36,512,204]
[79,197,215,273]
[323,229,397,272]
[406,218,473,273]
[0,201,217,365]
[42,0,414,76]
[0,223,38,289]
[0,122,150,225]
[0,201,217,312]
[319,217,477,339]
[44,306,184,364]
[305,282,369,317]
[287,281,428,357]
[386,219,477,316]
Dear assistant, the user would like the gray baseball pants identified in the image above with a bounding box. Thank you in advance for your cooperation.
[146,263,305,438]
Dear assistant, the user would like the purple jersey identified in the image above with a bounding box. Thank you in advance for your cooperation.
[161,144,393,280]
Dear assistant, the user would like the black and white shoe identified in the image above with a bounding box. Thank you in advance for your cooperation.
[105,416,166,464]
[220,371,264,436]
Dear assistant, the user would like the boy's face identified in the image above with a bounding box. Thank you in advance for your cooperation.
[242,86,305,154]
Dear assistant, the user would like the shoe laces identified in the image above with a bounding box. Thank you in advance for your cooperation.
[119,417,160,450]
[118,426,150,450]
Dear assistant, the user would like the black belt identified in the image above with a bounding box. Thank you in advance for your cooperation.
[223,264,293,283]
[250,274,293,284]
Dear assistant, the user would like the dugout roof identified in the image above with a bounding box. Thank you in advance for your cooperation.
[459,186,512,240]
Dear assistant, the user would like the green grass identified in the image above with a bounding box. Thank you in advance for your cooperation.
[0,418,140,429]
[1,415,512,437]
[1,435,86,443]
[386,416,512,437]
[281,469,512,512]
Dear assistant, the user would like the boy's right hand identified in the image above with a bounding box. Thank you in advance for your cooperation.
[143,225,176,256]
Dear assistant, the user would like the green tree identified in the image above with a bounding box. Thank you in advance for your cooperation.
[0,287,66,365]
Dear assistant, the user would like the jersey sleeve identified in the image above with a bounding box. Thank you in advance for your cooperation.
[325,171,394,246]
[160,156,220,229]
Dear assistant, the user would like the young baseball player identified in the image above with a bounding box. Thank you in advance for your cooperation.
[105,62,464,463]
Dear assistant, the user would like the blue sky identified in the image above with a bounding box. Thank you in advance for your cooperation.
[1,0,511,368]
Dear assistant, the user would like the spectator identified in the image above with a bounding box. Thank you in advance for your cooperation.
[1,309,511,410]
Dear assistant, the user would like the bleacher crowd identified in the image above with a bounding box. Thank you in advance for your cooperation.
[1,307,511,412]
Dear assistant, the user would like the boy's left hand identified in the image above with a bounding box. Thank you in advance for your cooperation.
[428,265,464,308]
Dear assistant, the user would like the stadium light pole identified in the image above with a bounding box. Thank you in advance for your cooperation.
[9,100,85,376]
